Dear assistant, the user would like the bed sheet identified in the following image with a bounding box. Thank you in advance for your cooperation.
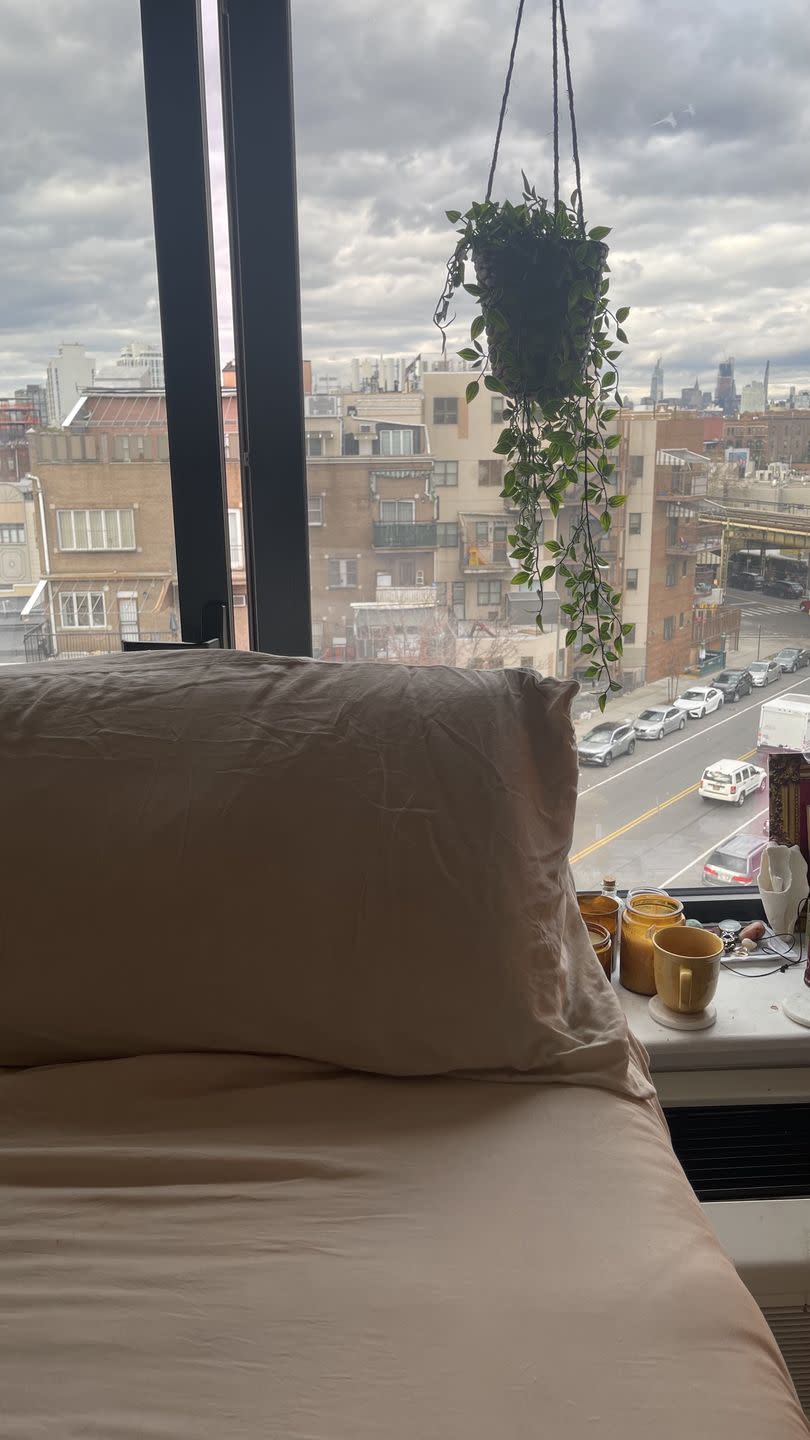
[0,1054,806,1439]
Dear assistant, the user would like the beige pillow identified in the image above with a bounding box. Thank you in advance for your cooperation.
[0,650,643,1093]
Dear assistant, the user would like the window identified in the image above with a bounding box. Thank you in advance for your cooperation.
[436,522,459,547]
[475,521,489,544]
[478,459,503,486]
[228,509,244,569]
[663,616,675,641]
[491,397,507,425]
[59,591,106,630]
[305,434,323,457]
[626,568,638,590]
[451,580,466,619]
[628,512,642,535]
[308,496,324,526]
[432,461,458,487]
[432,397,458,426]
[679,611,685,628]
[629,455,644,479]
[328,558,358,588]
[666,564,676,588]
[0,525,24,545]
[399,560,416,586]
[624,624,636,644]
[380,500,415,524]
[477,578,502,606]
[682,559,688,576]
[56,509,136,552]
[519,655,534,668]
[379,428,414,456]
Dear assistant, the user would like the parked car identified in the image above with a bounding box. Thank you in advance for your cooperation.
[577,722,636,767]
[764,578,805,599]
[699,758,767,806]
[633,705,686,740]
[773,646,810,673]
[748,659,782,687]
[694,581,713,596]
[713,669,754,703]
[673,686,724,719]
[703,833,768,886]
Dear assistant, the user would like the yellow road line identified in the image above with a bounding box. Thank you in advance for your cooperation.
[571,749,756,864]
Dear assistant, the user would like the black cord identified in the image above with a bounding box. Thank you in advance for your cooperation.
[485,0,527,203]
[720,910,805,978]
[558,0,585,233]
[551,0,559,211]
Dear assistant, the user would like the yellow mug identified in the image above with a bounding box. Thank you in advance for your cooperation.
[651,925,724,1014]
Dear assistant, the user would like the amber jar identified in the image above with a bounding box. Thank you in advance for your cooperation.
[585,921,613,980]
[578,893,621,973]
[620,891,685,995]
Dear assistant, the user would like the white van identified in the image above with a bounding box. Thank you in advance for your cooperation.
[698,758,767,805]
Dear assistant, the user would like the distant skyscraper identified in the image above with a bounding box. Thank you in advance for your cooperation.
[649,357,664,406]
[116,342,164,389]
[680,377,702,409]
[714,358,738,417]
[741,380,765,413]
[763,360,770,410]
[14,383,47,426]
[45,343,96,424]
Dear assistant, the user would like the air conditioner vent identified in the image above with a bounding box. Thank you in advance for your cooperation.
[762,1306,810,1413]
[664,1104,810,1202]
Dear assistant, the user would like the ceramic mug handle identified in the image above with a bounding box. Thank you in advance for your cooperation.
[679,965,692,1011]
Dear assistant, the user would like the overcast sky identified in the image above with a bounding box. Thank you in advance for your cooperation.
[1,0,808,401]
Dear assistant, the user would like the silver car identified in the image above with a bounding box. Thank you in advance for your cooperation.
[577,721,636,767]
[748,659,781,687]
[633,705,687,741]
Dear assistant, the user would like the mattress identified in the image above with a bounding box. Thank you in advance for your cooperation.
[0,1054,806,1439]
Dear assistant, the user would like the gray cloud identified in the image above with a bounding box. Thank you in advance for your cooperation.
[0,0,808,403]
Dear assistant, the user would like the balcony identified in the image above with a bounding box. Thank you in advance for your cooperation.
[665,539,704,557]
[372,522,437,550]
[24,626,179,662]
[461,540,511,573]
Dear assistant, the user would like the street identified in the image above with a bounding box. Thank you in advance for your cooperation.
[571,590,810,891]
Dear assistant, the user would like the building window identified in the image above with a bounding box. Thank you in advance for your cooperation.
[666,564,677,588]
[228,508,244,569]
[679,611,685,628]
[628,512,642,535]
[491,397,507,425]
[380,499,415,524]
[682,559,688,576]
[112,434,146,462]
[477,578,502,607]
[663,616,675,641]
[328,557,358,588]
[478,459,503,486]
[311,620,324,657]
[305,434,323,457]
[433,397,458,426]
[436,522,459,547]
[0,524,24,545]
[56,508,136,551]
[451,580,466,619]
[624,623,636,644]
[629,454,644,479]
[307,495,324,526]
[399,559,417,586]
[158,433,171,461]
[626,567,638,590]
[379,428,414,456]
[519,655,534,668]
[433,460,458,487]
[475,520,489,544]
[59,591,106,629]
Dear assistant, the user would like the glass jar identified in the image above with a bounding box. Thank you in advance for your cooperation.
[620,891,685,995]
[578,892,621,973]
[585,921,613,980]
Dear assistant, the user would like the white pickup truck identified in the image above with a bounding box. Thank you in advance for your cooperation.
[757,694,810,753]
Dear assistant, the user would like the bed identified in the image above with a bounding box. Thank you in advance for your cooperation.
[0,651,807,1438]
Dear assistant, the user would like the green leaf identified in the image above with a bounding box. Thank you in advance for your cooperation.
[445,210,462,223]
[457,348,479,362]
[599,512,612,532]
[602,370,617,387]
[511,572,532,586]
[463,283,481,297]
[605,433,622,448]
[470,315,485,340]
[608,494,627,507]
[616,306,630,323]
[598,694,607,713]
[465,381,480,404]
[539,564,556,581]
[588,226,611,241]
[565,629,578,647]
[616,328,628,345]
[483,375,506,394]
[610,681,623,692]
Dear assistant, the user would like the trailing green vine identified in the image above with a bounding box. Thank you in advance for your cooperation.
[434,177,632,707]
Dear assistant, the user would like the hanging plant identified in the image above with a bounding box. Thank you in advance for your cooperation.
[433,0,632,707]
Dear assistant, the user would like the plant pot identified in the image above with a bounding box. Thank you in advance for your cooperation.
[473,233,608,406]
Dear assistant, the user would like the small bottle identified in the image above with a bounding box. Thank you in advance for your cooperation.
[601,876,623,972]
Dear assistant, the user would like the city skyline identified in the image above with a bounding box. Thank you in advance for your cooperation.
[0,0,808,402]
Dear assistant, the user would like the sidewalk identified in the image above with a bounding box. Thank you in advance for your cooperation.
[572,637,769,738]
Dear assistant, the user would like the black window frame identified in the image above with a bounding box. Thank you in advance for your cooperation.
[433,397,459,426]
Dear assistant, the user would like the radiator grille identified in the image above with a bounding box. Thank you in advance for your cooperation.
[762,1306,810,1414]
[664,1104,810,1202]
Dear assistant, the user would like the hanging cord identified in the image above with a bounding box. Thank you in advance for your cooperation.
[551,0,560,210]
[485,0,527,203]
[558,0,585,233]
